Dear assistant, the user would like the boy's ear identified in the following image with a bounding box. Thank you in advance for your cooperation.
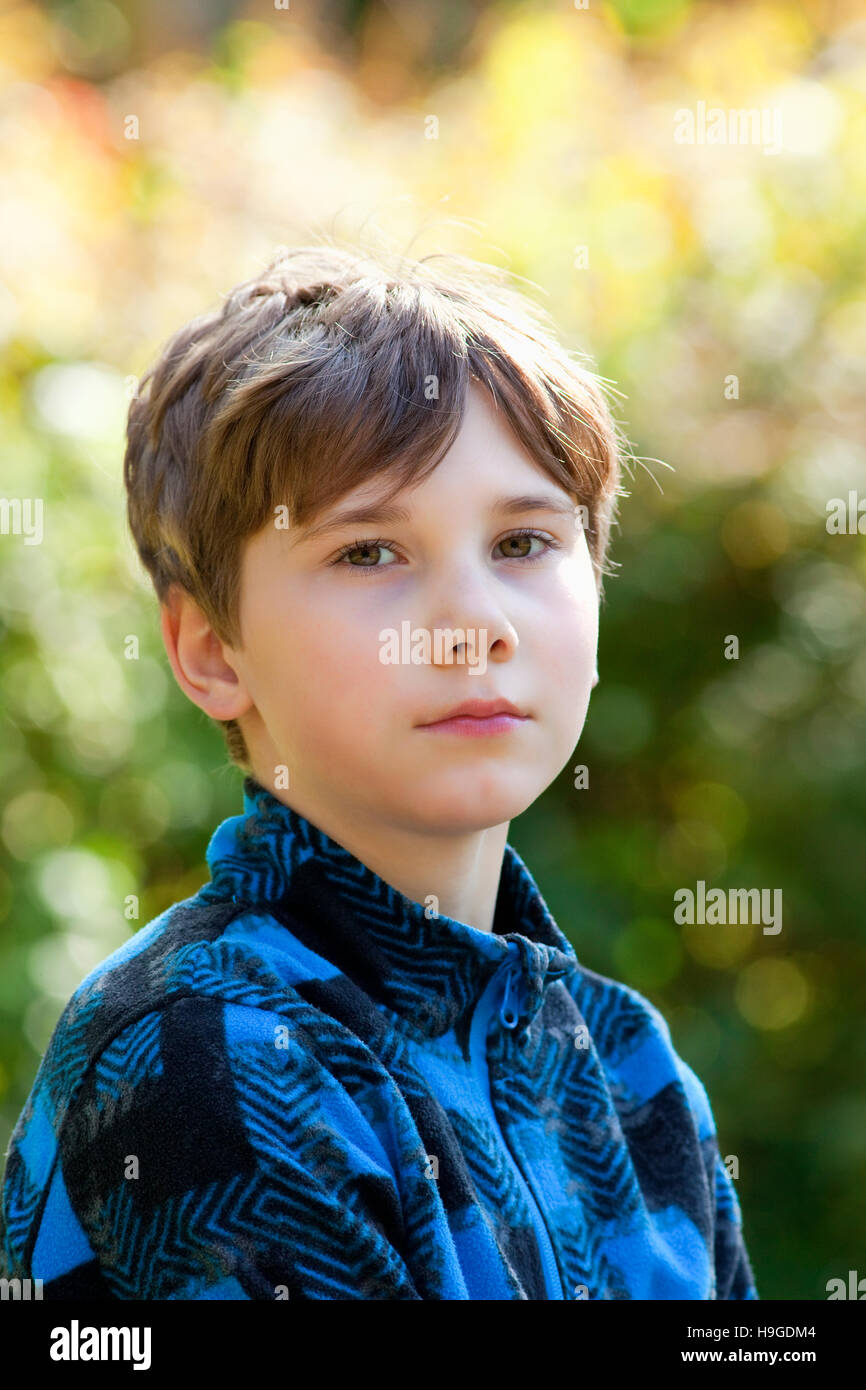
[591,667,599,689]
[159,584,253,722]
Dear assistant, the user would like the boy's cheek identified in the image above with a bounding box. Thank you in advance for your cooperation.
[539,611,597,679]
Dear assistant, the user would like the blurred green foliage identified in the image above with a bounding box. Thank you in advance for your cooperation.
[2,0,866,1301]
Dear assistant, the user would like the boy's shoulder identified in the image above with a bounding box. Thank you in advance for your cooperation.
[0,892,409,1297]
[32,889,339,1102]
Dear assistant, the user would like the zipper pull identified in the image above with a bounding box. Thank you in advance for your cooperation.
[499,959,522,1028]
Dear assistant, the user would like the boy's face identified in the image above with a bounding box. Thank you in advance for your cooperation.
[216,381,599,836]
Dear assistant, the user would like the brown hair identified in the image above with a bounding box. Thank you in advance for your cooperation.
[124,238,627,769]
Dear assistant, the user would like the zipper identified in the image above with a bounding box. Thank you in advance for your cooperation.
[469,950,565,1300]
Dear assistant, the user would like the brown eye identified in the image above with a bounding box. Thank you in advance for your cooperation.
[346,543,383,567]
[496,530,554,561]
[332,537,400,573]
[498,535,534,559]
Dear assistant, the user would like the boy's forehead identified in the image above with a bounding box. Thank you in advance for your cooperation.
[291,485,414,542]
[289,482,581,548]
[284,380,572,542]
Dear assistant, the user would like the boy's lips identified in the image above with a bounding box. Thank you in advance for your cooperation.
[416,697,530,734]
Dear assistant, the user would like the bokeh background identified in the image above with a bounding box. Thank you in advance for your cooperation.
[2,0,865,1301]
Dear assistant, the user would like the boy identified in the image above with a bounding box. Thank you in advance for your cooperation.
[0,242,758,1299]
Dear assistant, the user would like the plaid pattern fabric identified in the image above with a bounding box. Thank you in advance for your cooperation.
[0,776,758,1300]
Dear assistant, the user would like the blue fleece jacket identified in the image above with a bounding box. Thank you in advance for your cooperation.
[0,776,757,1300]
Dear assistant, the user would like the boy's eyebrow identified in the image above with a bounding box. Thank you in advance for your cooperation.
[297,493,579,542]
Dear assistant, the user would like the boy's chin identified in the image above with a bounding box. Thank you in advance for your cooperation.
[397,777,543,835]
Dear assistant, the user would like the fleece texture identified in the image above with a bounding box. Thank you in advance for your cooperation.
[0,776,758,1300]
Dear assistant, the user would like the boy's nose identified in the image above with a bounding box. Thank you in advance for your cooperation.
[423,574,520,665]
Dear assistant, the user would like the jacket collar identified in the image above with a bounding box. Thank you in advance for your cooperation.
[202,775,579,1040]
